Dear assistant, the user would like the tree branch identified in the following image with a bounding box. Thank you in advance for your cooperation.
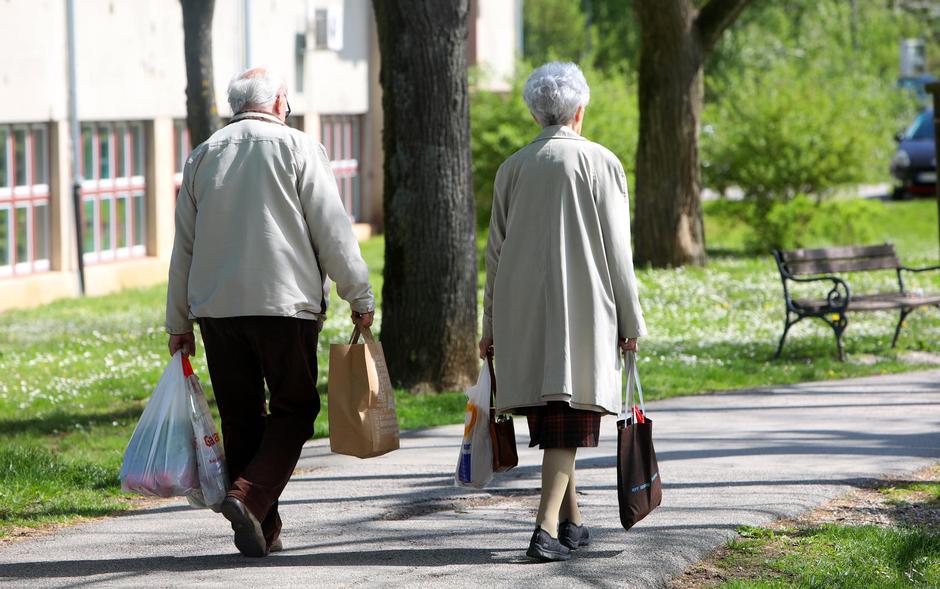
[695,0,753,54]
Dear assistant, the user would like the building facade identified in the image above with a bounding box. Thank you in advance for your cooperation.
[0,0,519,312]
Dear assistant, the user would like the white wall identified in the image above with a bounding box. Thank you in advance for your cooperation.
[302,0,370,114]
[0,0,69,122]
[0,0,372,123]
[473,0,519,91]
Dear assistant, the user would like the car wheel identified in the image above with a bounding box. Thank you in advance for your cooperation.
[890,186,907,200]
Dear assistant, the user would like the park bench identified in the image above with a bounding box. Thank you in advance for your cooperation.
[772,243,940,361]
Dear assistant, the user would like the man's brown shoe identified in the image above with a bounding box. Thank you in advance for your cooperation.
[221,496,267,557]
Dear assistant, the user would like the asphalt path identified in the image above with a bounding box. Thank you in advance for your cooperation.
[2,370,939,588]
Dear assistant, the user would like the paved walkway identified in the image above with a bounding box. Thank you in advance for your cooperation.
[2,370,939,588]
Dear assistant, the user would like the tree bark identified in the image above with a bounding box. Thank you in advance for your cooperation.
[371,0,478,391]
[633,0,751,268]
[180,0,220,146]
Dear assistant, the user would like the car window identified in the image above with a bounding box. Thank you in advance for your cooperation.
[906,111,935,140]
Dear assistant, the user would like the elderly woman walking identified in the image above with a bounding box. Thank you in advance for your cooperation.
[479,62,647,562]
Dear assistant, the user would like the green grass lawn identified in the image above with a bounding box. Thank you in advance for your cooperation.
[0,198,938,536]
[712,477,940,588]
[718,524,940,588]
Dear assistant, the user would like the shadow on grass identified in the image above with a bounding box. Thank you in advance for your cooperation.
[1,504,127,524]
[704,247,766,259]
[0,406,144,436]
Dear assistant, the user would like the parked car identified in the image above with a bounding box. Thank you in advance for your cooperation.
[890,109,936,199]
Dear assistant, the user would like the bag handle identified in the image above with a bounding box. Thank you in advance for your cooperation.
[486,349,497,406]
[620,350,646,421]
[348,324,376,345]
[180,352,194,378]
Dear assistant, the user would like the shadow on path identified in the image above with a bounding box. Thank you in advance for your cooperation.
[0,547,624,580]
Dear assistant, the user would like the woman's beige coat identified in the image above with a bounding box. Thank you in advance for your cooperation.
[483,125,647,415]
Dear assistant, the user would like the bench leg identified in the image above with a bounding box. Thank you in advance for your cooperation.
[891,308,913,348]
[775,313,802,359]
[825,314,848,362]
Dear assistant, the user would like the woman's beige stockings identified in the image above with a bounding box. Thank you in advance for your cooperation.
[536,448,581,537]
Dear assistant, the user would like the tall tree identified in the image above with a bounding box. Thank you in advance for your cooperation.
[180,0,220,146]
[371,1,478,391]
[633,0,752,268]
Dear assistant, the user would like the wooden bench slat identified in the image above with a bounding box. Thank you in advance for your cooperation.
[786,255,900,275]
[781,243,896,262]
[792,293,940,312]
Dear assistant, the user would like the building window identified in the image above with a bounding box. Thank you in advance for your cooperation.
[314,9,329,50]
[79,122,146,264]
[0,124,50,277]
[320,115,362,221]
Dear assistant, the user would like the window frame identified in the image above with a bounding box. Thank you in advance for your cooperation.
[0,123,51,277]
[79,121,147,265]
[320,114,363,222]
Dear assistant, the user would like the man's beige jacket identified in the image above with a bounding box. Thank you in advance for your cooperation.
[166,111,374,334]
[484,125,647,415]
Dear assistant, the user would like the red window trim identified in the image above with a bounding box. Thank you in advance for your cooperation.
[0,124,52,277]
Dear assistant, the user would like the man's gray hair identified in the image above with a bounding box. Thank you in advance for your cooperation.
[522,62,590,127]
[227,68,286,113]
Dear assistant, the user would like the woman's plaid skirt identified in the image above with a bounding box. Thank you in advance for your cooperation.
[525,402,602,449]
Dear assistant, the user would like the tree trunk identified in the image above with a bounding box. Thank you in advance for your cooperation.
[371,0,478,391]
[180,0,220,146]
[633,0,751,268]
[633,0,706,268]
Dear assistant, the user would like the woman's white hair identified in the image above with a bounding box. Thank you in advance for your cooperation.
[227,68,286,113]
[522,62,590,127]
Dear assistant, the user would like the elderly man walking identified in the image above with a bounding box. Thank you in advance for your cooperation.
[165,68,375,557]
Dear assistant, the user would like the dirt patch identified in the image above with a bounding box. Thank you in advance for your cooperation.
[899,351,940,366]
[670,464,940,589]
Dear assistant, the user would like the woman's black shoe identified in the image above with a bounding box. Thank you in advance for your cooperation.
[526,526,572,561]
[558,520,591,550]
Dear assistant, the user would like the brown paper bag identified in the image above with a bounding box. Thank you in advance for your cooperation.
[328,326,400,458]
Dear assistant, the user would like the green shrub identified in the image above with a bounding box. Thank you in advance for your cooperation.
[470,75,533,228]
[702,59,904,202]
[707,195,884,252]
[700,47,910,251]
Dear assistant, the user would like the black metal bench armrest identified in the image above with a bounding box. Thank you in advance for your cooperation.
[781,272,851,312]
[899,264,940,274]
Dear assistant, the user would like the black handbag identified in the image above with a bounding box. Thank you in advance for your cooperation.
[617,351,662,530]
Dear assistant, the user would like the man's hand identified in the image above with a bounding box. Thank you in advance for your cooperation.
[619,337,638,354]
[168,332,197,357]
[352,310,375,329]
[478,337,493,359]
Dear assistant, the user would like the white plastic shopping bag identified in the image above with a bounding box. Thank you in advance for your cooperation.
[454,363,494,488]
[183,356,228,512]
[120,351,199,497]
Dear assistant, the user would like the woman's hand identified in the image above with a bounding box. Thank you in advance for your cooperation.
[619,338,638,354]
[478,337,494,359]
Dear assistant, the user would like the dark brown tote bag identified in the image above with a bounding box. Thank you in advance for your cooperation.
[486,353,518,472]
[617,351,662,530]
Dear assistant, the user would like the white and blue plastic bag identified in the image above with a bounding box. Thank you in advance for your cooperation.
[454,363,494,488]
